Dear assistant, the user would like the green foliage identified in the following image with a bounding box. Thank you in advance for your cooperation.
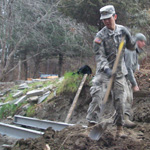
[57,71,83,94]
[26,105,35,117]
[59,0,150,39]
[43,80,58,87]
[0,104,19,119]
[4,93,13,102]
[59,0,102,26]
[18,15,93,62]
[88,25,98,33]
[22,88,29,95]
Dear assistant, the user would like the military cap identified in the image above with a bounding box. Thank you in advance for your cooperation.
[135,33,147,42]
[100,5,115,20]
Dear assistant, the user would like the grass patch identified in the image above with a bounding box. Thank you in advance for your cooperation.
[26,105,36,117]
[57,72,83,94]
[4,93,13,102]
[28,80,54,89]
[0,104,20,119]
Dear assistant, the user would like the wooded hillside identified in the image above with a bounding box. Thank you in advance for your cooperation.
[0,0,149,81]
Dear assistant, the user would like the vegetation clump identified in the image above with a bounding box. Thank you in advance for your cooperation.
[26,105,36,117]
[57,72,83,94]
[0,104,21,119]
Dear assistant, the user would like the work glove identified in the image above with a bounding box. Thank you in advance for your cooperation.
[104,68,112,78]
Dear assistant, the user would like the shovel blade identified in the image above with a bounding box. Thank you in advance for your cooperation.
[89,123,105,140]
[89,118,113,141]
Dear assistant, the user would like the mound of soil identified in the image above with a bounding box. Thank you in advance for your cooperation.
[12,124,148,150]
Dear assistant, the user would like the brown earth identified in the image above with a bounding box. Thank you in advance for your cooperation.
[1,67,150,150]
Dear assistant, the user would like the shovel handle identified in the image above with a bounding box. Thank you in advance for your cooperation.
[103,37,125,104]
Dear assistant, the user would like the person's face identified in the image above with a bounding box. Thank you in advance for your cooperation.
[137,40,146,49]
[102,14,117,30]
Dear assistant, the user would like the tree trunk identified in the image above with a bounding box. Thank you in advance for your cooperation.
[18,59,21,80]
[46,59,50,74]
[58,53,63,77]
[23,55,28,80]
[33,55,41,78]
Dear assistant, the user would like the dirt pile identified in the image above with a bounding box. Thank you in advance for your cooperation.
[12,124,147,150]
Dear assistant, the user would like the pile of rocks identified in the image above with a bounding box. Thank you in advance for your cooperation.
[0,78,64,108]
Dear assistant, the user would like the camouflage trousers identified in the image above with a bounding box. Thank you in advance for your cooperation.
[86,73,132,126]
[123,78,133,119]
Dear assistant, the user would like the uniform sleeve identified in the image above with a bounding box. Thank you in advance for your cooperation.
[127,68,137,87]
[122,27,136,51]
[93,38,109,71]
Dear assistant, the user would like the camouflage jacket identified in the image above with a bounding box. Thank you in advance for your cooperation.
[93,24,135,78]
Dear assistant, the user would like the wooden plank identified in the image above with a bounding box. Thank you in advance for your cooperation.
[65,74,88,123]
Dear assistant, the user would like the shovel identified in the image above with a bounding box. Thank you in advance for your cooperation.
[89,37,125,140]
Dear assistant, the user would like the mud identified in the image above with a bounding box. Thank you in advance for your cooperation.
[12,124,148,150]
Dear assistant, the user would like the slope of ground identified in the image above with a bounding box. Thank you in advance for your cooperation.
[11,69,150,150]
[1,62,150,150]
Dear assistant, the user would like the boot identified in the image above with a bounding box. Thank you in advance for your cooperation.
[124,115,136,128]
[116,126,127,138]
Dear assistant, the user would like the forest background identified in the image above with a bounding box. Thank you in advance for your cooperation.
[0,0,150,81]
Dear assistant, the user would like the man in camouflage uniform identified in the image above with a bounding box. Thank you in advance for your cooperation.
[123,33,147,128]
[125,33,146,92]
[86,5,136,137]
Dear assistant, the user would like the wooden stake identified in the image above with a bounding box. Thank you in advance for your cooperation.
[65,74,88,123]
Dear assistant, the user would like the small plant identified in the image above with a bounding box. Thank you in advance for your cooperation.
[26,105,35,117]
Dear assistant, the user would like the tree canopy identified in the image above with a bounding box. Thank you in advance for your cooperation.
[59,0,150,36]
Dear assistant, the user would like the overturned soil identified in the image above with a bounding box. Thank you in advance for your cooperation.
[1,68,150,150]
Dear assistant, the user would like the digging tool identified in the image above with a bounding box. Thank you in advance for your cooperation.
[89,37,125,140]
[65,73,88,123]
